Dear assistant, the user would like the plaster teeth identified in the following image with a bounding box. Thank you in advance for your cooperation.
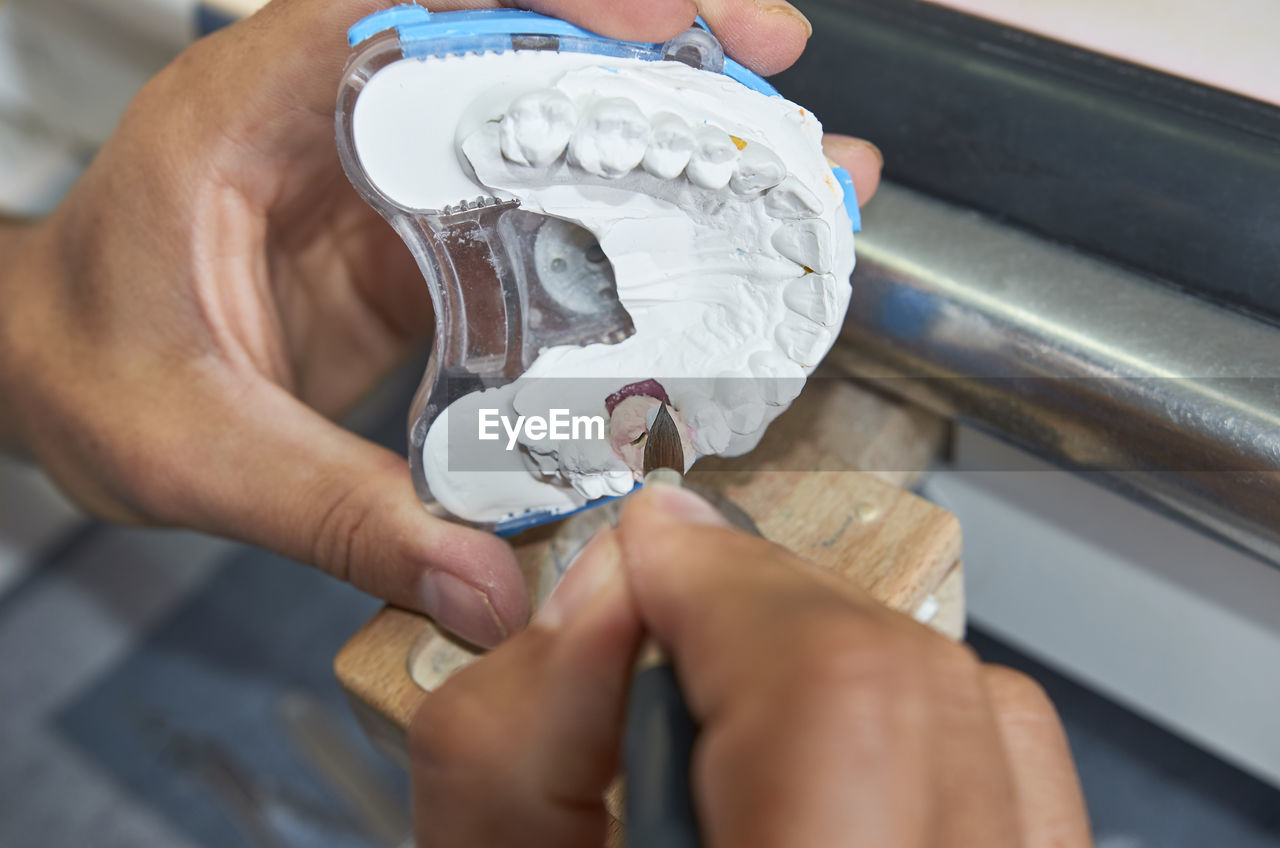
[775,318,835,367]
[568,97,650,178]
[560,440,632,499]
[682,394,731,455]
[772,219,832,273]
[763,177,823,219]
[782,273,840,325]
[730,142,786,194]
[714,377,766,434]
[643,112,694,179]
[748,350,805,406]
[686,126,740,190]
[572,470,633,500]
[499,89,576,167]
[723,405,765,435]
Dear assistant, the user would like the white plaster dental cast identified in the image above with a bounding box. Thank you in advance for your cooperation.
[685,126,740,189]
[642,113,694,179]
[499,89,576,167]
[568,98,650,177]
[349,48,855,526]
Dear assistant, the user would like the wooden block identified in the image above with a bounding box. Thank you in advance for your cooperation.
[334,379,960,763]
[758,369,948,489]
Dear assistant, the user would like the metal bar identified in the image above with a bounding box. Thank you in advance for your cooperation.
[833,183,1280,566]
[777,0,1280,322]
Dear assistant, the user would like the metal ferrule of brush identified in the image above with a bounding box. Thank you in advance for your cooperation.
[641,467,685,490]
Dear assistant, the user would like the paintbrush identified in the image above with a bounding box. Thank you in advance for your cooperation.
[641,402,685,478]
[624,403,702,848]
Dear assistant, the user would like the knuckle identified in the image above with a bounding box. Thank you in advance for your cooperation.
[119,59,192,139]
[774,611,996,725]
[920,638,991,711]
[983,664,1058,723]
[782,610,916,697]
[309,455,407,584]
[931,637,984,678]
[311,481,377,584]
[760,619,934,745]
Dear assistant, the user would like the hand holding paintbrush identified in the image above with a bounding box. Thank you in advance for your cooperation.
[624,403,702,848]
[405,396,1088,847]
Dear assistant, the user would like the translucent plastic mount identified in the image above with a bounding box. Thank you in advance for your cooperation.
[334,8,847,534]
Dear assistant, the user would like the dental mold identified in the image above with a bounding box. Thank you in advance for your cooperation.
[337,7,858,534]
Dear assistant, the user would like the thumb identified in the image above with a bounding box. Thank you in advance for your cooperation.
[170,382,527,647]
[411,528,641,847]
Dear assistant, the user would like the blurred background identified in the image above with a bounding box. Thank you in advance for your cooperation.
[2,1,1278,846]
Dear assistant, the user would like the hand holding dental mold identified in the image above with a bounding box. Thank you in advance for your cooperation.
[0,0,881,647]
[342,7,868,531]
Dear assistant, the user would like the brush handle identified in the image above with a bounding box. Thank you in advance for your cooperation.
[624,659,702,848]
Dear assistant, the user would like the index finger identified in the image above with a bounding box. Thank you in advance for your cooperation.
[616,483,895,720]
[509,0,698,43]
[615,484,935,847]
[693,0,813,76]
[230,0,806,127]
[527,0,816,75]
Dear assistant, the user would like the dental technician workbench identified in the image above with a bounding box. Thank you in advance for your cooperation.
[0,1,1277,847]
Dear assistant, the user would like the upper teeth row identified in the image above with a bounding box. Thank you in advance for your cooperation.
[498,89,824,214]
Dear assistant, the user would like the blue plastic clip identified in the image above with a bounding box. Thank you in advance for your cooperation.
[831,165,862,233]
[494,490,630,537]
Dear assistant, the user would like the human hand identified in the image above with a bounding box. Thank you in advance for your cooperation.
[408,483,1091,847]
[0,0,880,647]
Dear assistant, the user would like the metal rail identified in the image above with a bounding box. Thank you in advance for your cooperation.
[833,183,1280,566]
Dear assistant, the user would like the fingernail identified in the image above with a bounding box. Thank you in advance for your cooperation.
[825,136,883,169]
[420,571,507,648]
[534,531,620,630]
[645,482,732,527]
[859,139,884,168]
[763,2,812,38]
